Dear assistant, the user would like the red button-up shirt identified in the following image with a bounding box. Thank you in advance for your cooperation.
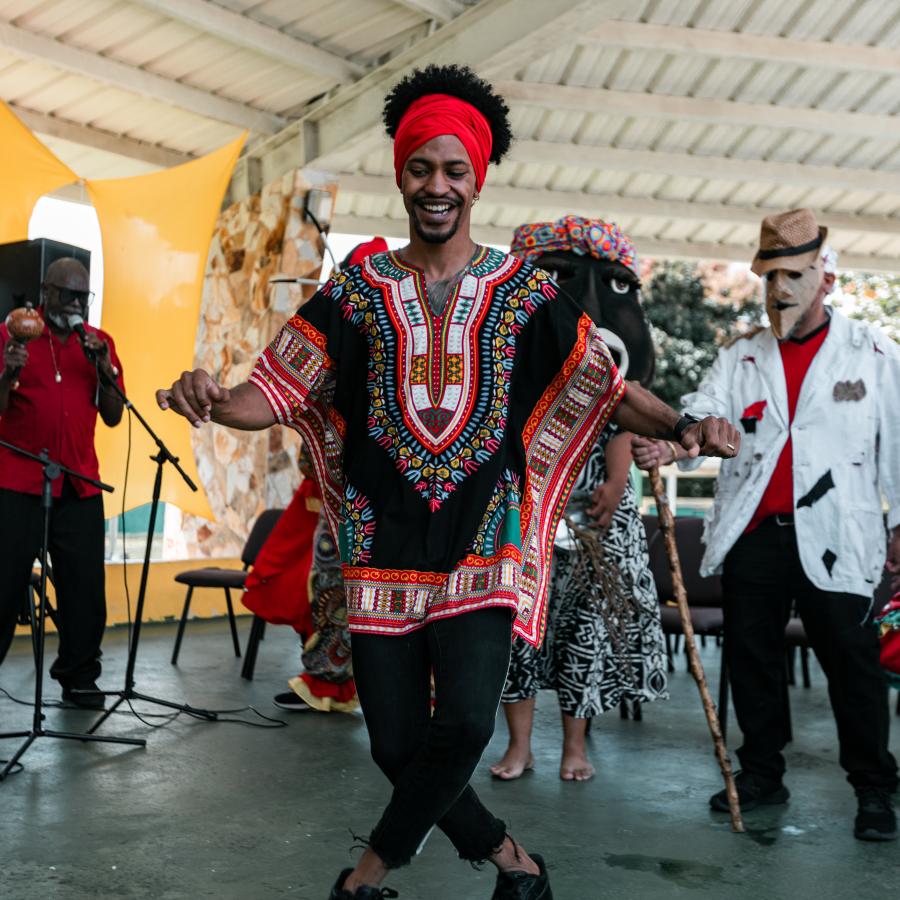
[745,321,830,532]
[0,322,124,498]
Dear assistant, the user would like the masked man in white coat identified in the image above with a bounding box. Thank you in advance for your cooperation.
[633,208,899,842]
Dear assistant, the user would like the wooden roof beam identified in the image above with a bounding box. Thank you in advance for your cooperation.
[584,21,900,78]
[497,80,900,141]
[390,0,468,24]
[0,20,284,134]
[509,140,900,196]
[131,0,364,82]
[12,103,193,169]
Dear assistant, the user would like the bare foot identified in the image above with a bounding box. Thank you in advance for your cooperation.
[560,747,595,782]
[490,745,535,780]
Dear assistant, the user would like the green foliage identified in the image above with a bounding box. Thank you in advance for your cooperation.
[833,272,900,341]
[642,261,763,408]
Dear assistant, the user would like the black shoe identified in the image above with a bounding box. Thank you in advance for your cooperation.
[709,771,789,812]
[854,787,897,841]
[492,853,552,900]
[327,868,398,899]
[273,691,314,711]
[61,682,106,710]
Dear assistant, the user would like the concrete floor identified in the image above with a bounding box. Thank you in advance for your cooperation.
[0,618,897,900]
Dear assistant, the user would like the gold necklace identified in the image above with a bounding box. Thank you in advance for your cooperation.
[47,333,61,383]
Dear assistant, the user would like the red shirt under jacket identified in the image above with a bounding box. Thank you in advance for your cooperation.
[746,320,830,532]
[0,323,124,498]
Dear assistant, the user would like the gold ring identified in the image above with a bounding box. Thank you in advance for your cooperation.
[726,442,736,451]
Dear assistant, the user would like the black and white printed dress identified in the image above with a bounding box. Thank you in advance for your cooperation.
[502,423,668,718]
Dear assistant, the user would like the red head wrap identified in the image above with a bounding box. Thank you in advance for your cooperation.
[393,94,493,191]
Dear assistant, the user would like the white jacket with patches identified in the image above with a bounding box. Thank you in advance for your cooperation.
[680,308,900,598]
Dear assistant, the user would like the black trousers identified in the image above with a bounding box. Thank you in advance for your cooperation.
[351,607,512,869]
[0,481,107,687]
[722,518,897,791]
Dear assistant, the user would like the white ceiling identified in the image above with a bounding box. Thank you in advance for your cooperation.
[3,0,900,270]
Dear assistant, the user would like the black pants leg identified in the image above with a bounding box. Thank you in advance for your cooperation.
[0,489,44,666]
[795,582,898,791]
[47,480,107,687]
[723,520,897,790]
[351,607,512,868]
[722,521,794,784]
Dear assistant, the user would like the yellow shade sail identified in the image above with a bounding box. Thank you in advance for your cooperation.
[0,102,78,242]
[87,134,246,519]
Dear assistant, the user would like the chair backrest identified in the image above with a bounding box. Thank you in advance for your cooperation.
[648,516,723,608]
[241,509,285,568]
[641,514,660,552]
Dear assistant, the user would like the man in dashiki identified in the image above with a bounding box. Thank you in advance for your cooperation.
[157,64,741,900]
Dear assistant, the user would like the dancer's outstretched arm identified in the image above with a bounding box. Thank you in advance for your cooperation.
[612,380,740,460]
[156,370,275,431]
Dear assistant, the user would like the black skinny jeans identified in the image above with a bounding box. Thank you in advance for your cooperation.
[723,518,897,791]
[352,607,513,869]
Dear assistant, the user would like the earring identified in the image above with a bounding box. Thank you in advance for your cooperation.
[472,193,480,206]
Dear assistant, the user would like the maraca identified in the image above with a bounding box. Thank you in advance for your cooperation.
[5,303,45,389]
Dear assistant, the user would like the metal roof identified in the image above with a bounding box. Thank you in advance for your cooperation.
[3,0,900,269]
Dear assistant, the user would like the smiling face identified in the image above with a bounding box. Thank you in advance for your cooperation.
[535,251,655,386]
[764,258,828,340]
[400,134,477,245]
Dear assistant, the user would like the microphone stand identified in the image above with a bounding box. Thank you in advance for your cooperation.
[0,439,145,782]
[86,364,217,735]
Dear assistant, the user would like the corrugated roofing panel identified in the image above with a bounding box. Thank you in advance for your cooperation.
[740,0,808,37]
[692,1,756,31]
[691,58,758,100]
[835,1,899,45]
[646,0,705,28]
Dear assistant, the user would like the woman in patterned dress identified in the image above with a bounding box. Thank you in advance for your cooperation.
[491,414,668,781]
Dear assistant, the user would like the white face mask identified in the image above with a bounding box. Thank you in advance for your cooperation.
[764,260,823,340]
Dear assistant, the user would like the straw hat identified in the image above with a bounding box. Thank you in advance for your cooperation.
[750,208,828,276]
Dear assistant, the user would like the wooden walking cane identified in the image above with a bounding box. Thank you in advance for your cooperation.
[648,465,745,833]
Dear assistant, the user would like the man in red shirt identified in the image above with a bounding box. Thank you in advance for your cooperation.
[0,257,124,708]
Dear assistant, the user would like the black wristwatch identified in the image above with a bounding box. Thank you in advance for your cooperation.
[672,414,700,443]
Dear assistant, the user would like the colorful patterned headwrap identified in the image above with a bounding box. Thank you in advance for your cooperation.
[510,215,639,276]
[393,94,493,191]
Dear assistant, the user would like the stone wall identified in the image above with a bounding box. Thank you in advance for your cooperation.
[169,170,335,559]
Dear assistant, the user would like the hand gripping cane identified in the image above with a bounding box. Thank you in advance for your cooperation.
[648,465,745,833]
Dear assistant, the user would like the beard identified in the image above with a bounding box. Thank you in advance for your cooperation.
[43,308,69,330]
[409,200,463,244]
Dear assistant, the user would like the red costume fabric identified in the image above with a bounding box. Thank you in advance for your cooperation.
[242,478,319,635]
[347,237,388,268]
[0,322,124,498]
[393,94,492,190]
[746,323,830,532]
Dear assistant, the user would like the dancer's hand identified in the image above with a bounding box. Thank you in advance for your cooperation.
[631,436,671,471]
[157,369,231,427]
[680,416,740,460]
[588,481,623,532]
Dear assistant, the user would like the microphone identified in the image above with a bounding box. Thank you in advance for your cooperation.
[66,312,90,345]
[67,313,119,377]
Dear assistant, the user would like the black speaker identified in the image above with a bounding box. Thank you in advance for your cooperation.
[0,238,91,323]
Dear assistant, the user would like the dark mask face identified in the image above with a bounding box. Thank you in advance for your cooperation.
[533,252,655,386]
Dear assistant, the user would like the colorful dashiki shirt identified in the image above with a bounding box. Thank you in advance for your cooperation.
[250,247,624,646]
